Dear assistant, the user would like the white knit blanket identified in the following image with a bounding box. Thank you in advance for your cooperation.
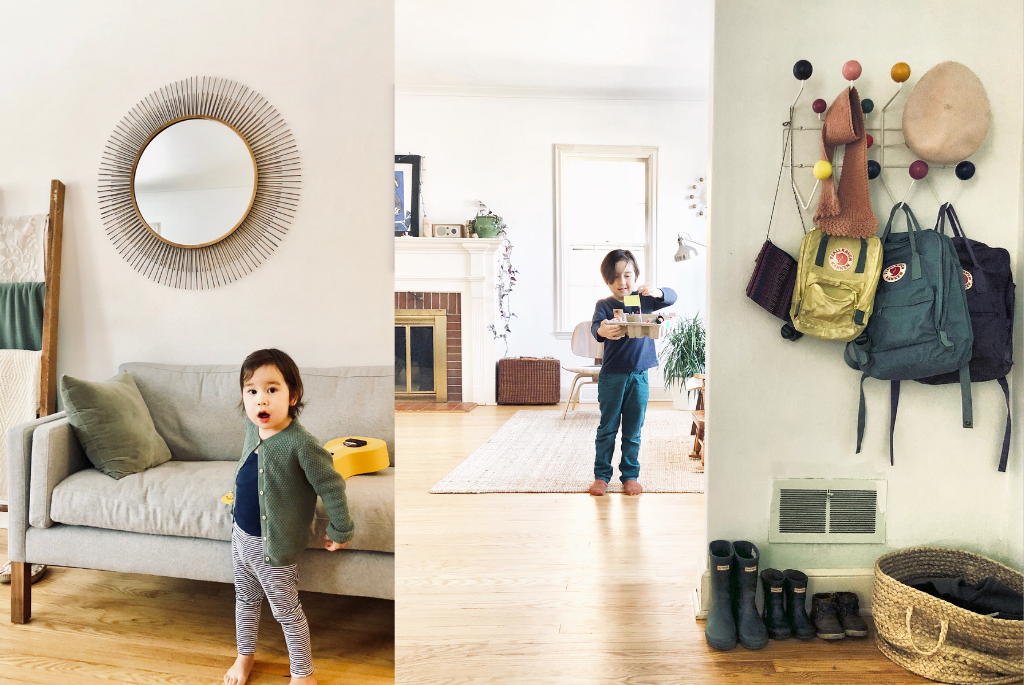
[0,214,47,283]
[0,350,42,502]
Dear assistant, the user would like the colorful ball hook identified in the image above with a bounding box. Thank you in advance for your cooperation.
[842,60,862,81]
[861,98,874,114]
[955,161,976,181]
[813,160,834,180]
[867,160,881,180]
[812,98,827,114]
[909,160,929,180]
[793,60,813,80]
[891,62,911,83]
[866,134,874,148]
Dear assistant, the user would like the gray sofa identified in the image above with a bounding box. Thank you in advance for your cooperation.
[7,363,394,622]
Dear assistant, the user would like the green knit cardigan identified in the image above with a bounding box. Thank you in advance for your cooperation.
[231,418,354,566]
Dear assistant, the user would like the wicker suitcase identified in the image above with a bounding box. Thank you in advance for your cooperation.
[496,357,560,405]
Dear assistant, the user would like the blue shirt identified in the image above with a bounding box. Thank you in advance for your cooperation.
[591,288,677,374]
[234,448,261,536]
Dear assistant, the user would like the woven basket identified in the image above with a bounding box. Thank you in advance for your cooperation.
[874,547,1023,684]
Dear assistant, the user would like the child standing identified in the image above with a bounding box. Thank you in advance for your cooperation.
[590,250,676,496]
[224,349,354,685]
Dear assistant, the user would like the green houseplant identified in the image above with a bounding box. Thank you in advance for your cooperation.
[659,313,705,408]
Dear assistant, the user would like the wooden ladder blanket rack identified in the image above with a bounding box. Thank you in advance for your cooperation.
[10,179,64,624]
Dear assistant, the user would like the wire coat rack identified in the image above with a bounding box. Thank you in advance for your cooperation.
[783,60,976,221]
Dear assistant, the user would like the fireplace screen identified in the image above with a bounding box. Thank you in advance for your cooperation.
[394,309,447,401]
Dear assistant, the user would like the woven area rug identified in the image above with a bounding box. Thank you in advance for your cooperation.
[430,410,705,494]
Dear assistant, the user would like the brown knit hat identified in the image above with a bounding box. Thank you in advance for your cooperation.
[813,87,878,238]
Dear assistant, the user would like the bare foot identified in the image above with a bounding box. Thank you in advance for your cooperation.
[589,480,608,496]
[224,654,255,685]
[623,480,643,496]
[289,675,317,685]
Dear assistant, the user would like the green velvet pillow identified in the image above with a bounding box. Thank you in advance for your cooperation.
[60,371,172,479]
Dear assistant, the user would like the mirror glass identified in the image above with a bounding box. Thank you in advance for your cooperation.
[133,118,256,246]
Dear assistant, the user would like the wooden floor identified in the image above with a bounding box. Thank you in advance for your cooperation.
[0,530,394,684]
[395,401,478,413]
[395,403,931,684]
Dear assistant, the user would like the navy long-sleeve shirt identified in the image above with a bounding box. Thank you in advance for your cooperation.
[591,288,677,374]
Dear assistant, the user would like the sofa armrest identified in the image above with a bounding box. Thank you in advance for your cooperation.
[27,416,89,530]
[6,412,67,563]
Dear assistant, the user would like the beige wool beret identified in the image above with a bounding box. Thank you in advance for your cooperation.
[902,61,991,164]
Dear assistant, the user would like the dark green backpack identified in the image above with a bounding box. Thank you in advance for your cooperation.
[844,204,973,464]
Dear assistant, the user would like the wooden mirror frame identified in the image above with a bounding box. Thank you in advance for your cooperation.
[99,77,300,289]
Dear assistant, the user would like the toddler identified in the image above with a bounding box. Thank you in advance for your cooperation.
[590,249,676,496]
[224,349,354,685]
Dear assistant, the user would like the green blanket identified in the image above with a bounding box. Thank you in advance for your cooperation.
[0,282,45,351]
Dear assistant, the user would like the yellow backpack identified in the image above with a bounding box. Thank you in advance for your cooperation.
[789,229,882,341]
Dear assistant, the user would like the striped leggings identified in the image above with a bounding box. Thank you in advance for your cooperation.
[231,524,313,677]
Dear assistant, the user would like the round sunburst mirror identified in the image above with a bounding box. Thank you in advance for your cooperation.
[99,77,300,289]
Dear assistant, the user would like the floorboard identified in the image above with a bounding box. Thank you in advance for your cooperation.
[0,530,394,684]
[395,403,930,684]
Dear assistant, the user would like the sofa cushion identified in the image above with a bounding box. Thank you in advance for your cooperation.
[120,363,395,466]
[59,371,172,479]
[48,461,394,554]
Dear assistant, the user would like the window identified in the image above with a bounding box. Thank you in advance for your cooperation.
[554,145,658,336]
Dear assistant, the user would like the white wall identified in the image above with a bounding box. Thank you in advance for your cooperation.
[0,0,395,380]
[708,0,1024,571]
[396,94,709,399]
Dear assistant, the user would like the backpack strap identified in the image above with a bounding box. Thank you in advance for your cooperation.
[944,204,988,292]
[814,233,830,267]
[997,376,1012,473]
[889,380,900,466]
[881,204,922,280]
[959,365,973,429]
[857,372,869,454]
[855,238,868,273]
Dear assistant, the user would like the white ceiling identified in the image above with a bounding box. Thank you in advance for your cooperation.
[396,0,712,100]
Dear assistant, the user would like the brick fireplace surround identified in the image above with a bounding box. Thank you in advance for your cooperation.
[395,291,462,402]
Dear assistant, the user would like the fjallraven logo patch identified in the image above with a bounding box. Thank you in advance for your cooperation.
[829,248,853,271]
[963,269,973,289]
[882,263,907,282]
[744,567,756,572]
[794,587,806,593]
[770,587,783,593]
[716,565,730,571]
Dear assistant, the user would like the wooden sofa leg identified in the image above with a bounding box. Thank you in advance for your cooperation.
[11,561,30,624]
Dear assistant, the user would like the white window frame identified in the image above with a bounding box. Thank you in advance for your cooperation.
[553,144,658,338]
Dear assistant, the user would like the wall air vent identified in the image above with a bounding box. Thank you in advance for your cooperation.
[770,479,886,544]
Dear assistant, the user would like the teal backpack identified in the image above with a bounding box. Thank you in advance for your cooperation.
[844,204,973,463]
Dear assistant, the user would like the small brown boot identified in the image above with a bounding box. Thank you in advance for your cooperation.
[835,591,868,637]
[809,593,845,640]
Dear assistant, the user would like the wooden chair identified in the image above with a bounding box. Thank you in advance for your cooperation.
[561,321,603,419]
[687,374,705,472]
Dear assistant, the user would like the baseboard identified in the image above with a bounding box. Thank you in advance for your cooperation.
[693,567,875,622]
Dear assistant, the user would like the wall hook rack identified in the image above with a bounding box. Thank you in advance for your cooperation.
[784,59,977,216]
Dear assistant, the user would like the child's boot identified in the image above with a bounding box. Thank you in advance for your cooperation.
[704,540,737,650]
[782,569,816,640]
[731,541,769,650]
[760,569,792,640]
[835,591,869,637]
[810,592,846,640]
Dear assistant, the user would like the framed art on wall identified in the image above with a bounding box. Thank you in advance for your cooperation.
[395,154,421,236]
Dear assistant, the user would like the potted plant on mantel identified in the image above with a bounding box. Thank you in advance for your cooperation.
[658,313,705,410]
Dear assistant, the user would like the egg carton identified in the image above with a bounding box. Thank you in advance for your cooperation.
[611,311,665,339]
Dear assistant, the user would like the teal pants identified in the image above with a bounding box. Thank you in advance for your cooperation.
[594,370,649,483]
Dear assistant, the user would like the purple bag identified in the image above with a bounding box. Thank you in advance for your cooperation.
[746,239,798,321]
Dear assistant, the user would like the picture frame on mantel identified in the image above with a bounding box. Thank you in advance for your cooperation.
[395,154,421,236]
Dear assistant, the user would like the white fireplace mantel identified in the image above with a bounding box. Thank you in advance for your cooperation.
[395,237,502,404]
